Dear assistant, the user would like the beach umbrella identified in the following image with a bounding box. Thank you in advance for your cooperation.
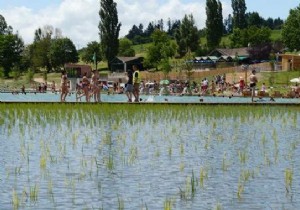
[290,77,300,83]
[160,80,170,85]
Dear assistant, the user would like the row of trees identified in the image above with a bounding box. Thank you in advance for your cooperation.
[0,15,78,78]
[1,0,300,77]
[125,3,284,46]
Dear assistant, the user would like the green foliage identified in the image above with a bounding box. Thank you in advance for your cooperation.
[49,38,78,69]
[270,30,282,41]
[11,65,21,81]
[230,26,271,48]
[232,0,247,29]
[30,36,52,72]
[282,4,300,51]
[160,58,172,79]
[26,69,35,83]
[175,14,199,56]
[118,38,135,57]
[246,12,264,28]
[99,0,121,70]
[144,29,176,70]
[206,0,223,50]
[0,33,24,78]
[80,41,102,64]
[182,50,194,81]
[0,67,4,78]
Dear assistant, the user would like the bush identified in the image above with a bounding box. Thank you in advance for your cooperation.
[26,69,35,83]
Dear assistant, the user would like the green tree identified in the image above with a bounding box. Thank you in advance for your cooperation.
[206,0,223,50]
[232,0,247,29]
[175,14,199,57]
[49,37,78,69]
[246,12,264,28]
[118,38,135,57]
[182,50,194,82]
[0,33,24,78]
[30,26,54,72]
[230,26,271,48]
[99,0,121,70]
[0,15,24,78]
[144,29,176,70]
[224,14,233,34]
[0,14,12,35]
[81,41,102,65]
[282,4,300,51]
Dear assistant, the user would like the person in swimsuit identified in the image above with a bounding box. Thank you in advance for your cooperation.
[91,70,101,102]
[249,69,258,102]
[60,70,68,102]
[82,72,90,102]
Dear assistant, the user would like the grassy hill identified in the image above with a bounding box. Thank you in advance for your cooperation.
[134,30,282,57]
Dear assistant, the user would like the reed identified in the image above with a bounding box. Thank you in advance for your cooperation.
[118,196,124,210]
[29,184,39,202]
[215,202,222,210]
[12,189,20,210]
[222,153,229,171]
[40,153,47,169]
[238,150,247,165]
[48,180,53,194]
[237,181,244,200]
[164,198,172,210]
[285,168,293,192]
[199,167,208,188]
[106,154,114,171]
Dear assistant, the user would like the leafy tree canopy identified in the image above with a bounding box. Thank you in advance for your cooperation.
[49,37,78,69]
[282,4,300,51]
[81,41,102,64]
[118,38,135,57]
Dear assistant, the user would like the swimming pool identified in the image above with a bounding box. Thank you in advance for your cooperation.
[0,92,299,104]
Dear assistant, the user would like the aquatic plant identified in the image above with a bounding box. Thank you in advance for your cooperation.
[40,153,47,170]
[29,184,39,202]
[237,181,244,200]
[164,197,172,210]
[214,202,222,210]
[12,189,20,210]
[199,167,208,188]
[118,196,124,210]
[179,170,197,200]
[285,168,293,192]
[238,150,247,165]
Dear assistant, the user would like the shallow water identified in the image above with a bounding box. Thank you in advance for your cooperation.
[0,92,299,104]
[0,105,300,209]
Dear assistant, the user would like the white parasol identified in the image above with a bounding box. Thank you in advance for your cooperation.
[290,77,300,83]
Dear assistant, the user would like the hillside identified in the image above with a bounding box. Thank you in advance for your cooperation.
[133,30,282,57]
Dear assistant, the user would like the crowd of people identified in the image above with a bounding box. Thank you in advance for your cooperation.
[8,68,299,102]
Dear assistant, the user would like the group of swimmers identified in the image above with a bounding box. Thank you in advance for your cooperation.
[60,70,101,102]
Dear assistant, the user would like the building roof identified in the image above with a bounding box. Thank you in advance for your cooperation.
[209,48,249,57]
[64,63,92,69]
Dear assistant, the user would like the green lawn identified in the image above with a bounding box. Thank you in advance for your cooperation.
[270,30,282,41]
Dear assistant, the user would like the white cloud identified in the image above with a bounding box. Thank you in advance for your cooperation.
[0,0,232,48]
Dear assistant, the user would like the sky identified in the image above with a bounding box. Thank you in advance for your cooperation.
[0,0,299,48]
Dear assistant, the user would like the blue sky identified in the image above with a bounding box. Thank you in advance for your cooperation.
[0,0,299,47]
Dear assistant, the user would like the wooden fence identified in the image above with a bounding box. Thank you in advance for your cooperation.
[140,62,273,82]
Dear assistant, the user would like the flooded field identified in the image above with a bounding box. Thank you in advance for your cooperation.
[0,104,299,209]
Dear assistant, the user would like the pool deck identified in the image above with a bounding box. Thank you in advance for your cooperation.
[1,101,299,106]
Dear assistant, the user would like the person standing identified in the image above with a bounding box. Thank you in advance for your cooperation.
[125,69,133,102]
[132,65,141,102]
[91,70,101,102]
[60,70,69,102]
[249,69,258,102]
[238,77,245,94]
[82,72,90,102]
